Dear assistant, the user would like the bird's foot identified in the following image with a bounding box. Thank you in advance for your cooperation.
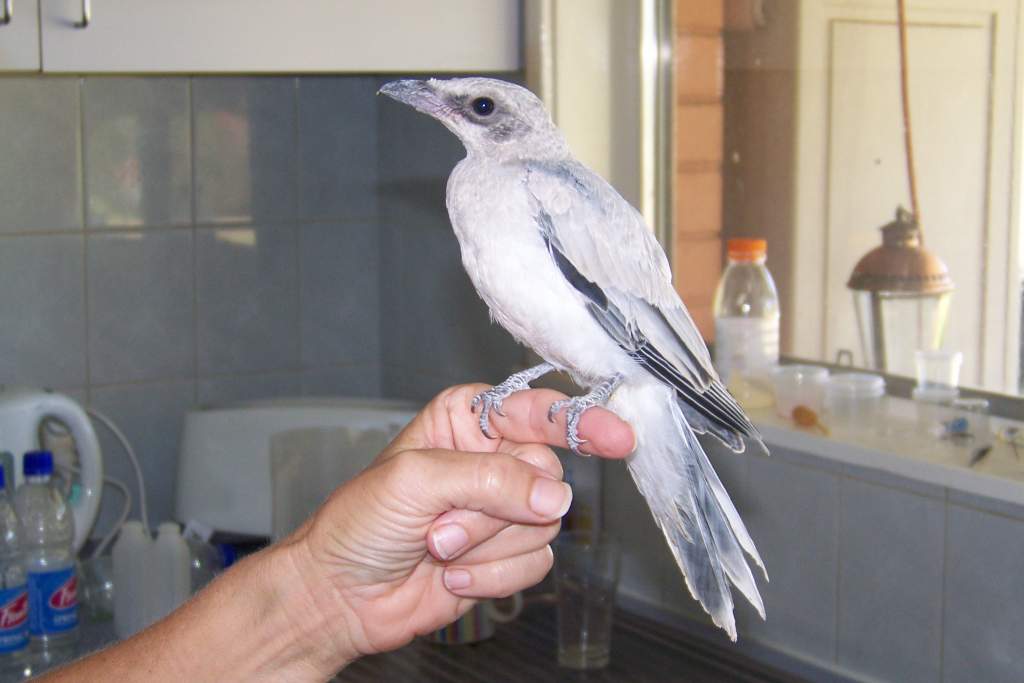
[472,362,555,438]
[548,374,623,455]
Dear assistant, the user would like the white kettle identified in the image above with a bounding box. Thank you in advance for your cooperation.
[0,387,103,553]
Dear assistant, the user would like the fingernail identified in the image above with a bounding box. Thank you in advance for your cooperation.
[444,568,472,590]
[529,479,572,518]
[631,430,639,454]
[432,524,469,560]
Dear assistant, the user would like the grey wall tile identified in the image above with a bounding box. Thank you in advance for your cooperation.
[948,488,1024,521]
[83,78,191,228]
[0,78,81,232]
[194,77,297,224]
[89,379,196,537]
[944,505,1024,683]
[300,221,379,366]
[87,230,194,384]
[837,478,944,682]
[196,225,299,374]
[298,77,379,221]
[383,222,522,388]
[843,461,945,500]
[302,365,382,398]
[380,365,453,403]
[739,453,839,663]
[198,372,303,407]
[0,234,86,388]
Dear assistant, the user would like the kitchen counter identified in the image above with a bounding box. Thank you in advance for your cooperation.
[337,599,804,682]
[33,601,802,682]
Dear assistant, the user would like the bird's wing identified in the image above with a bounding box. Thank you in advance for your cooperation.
[525,161,760,452]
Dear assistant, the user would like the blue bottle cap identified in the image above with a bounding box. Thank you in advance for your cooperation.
[0,467,5,491]
[23,450,53,476]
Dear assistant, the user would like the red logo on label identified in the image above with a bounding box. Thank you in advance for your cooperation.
[48,576,77,611]
[0,592,27,630]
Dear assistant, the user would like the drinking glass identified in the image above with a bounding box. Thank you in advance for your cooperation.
[554,531,620,670]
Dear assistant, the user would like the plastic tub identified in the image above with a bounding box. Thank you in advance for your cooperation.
[825,373,886,434]
[772,365,829,419]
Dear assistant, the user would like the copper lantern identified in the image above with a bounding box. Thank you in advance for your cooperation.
[847,207,954,376]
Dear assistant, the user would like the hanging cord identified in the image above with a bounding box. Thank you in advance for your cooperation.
[897,0,923,239]
[86,408,151,537]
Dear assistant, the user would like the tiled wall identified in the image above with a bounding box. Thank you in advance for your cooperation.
[605,440,1024,683]
[0,74,522,538]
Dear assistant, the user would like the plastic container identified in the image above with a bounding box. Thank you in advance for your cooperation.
[0,468,28,675]
[713,238,780,408]
[914,350,963,389]
[771,365,829,419]
[825,373,886,434]
[14,451,78,656]
[112,521,151,639]
[154,523,190,622]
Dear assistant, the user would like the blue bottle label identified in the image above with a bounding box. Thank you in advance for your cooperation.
[28,568,78,635]
[0,585,28,653]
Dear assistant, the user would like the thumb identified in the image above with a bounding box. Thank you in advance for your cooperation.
[388,449,573,524]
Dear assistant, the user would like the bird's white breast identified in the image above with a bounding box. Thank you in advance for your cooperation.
[445,158,631,386]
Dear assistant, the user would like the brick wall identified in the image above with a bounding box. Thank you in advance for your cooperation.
[672,0,725,339]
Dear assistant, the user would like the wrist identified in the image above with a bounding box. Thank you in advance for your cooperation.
[263,538,363,678]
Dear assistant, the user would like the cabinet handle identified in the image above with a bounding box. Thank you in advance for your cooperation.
[73,0,90,28]
[0,0,11,27]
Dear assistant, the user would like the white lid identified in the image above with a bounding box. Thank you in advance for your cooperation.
[826,373,885,398]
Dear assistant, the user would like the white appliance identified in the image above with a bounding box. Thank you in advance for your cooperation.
[0,387,103,552]
[175,397,419,537]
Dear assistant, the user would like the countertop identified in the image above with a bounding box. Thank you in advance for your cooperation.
[336,599,803,683]
[44,602,803,682]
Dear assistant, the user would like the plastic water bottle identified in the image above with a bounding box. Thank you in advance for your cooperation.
[14,451,78,657]
[0,468,28,676]
[713,238,780,408]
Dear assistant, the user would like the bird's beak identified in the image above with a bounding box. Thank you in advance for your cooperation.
[378,79,443,115]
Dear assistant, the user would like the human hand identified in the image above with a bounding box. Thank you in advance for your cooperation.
[278,383,635,673]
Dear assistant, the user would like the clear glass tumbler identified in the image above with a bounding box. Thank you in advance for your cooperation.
[554,531,620,670]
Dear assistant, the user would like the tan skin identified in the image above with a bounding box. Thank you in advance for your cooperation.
[39,384,635,682]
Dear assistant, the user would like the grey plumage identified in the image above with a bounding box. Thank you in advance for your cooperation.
[380,77,767,640]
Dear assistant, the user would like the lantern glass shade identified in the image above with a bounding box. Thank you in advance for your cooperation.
[847,207,954,375]
[852,289,952,376]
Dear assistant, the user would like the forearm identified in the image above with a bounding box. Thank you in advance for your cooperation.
[40,543,356,682]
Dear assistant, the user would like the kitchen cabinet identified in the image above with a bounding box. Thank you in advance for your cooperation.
[0,0,41,71]
[39,0,520,73]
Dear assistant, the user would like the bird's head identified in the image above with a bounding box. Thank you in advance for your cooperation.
[379,77,568,161]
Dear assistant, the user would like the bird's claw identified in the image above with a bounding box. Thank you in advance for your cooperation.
[548,397,593,455]
[548,374,623,456]
[472,367,548,440]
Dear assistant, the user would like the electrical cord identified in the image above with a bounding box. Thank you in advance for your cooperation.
[57,463,132,560]
[85,408,151,541]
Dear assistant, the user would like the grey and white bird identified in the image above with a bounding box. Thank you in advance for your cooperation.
[380,77,766,640]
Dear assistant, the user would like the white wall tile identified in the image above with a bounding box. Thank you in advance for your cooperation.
[837,478,944,681]
[944,504,1024,683]
[83,78,191,228]
[195,224,299,374]
[0,78,82,232]
[194,77,297,224]
[87,230,194,384]
[0,234,86,388]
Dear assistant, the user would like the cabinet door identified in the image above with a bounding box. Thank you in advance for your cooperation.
[40,0,519,73]
[0,0,40,71]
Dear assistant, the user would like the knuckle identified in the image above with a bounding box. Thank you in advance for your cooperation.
[387,449,428,487]
[473,455,514,499]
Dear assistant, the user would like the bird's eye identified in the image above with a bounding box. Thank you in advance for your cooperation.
[472,97,495,116]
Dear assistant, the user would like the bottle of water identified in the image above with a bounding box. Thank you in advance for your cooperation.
[713,238,780,408]
[14,451,78,658]
[0,467,28,677]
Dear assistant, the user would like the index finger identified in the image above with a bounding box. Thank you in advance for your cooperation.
[487,388,636,459]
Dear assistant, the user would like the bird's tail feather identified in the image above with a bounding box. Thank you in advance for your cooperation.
[616,385,767,641]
